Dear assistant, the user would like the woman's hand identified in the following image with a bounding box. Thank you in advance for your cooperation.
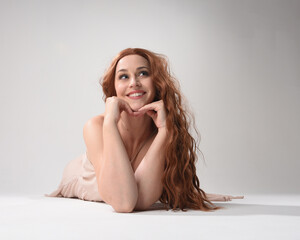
[206,193,244,202]
[133,100,167,129]
[104,96,134,124]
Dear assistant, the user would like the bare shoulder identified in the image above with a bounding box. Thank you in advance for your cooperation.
[83,114,105,171]
[83,114,104,142]
[84,114,104,127]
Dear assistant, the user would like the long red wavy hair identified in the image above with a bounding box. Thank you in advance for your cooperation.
[100,48,220,211]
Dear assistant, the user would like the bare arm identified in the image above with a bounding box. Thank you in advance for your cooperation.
[98,119,138,212]
[97,98,138,213]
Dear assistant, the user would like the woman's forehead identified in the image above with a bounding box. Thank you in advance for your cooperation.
[116,54,149,71]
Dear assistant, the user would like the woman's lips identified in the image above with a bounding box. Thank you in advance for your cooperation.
[127,92,146,99]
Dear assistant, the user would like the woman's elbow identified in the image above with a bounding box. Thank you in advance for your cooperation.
[113,203,135,213]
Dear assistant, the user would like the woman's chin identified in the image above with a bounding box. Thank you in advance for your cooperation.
[131,107,140,112]
[129,103,144,112]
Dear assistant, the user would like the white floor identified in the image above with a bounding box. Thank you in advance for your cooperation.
[0,194,299,240]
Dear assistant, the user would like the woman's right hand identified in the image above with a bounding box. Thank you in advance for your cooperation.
[104,96,134,124]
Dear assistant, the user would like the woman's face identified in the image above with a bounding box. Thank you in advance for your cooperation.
[114,54,156,111]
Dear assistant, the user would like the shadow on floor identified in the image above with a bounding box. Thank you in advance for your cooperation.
[133,202,300,216]
[38,195,300,216]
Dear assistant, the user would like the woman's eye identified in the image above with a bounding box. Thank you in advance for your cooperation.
[139,71,149,76]
[119,74,128,80]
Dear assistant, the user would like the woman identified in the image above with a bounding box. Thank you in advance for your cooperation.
[46,48,243,212]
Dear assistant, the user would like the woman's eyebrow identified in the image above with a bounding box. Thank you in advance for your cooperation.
[117,66,149,73]
[136,66,149,70]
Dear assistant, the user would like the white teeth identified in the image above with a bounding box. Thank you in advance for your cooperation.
[129,92,144,97]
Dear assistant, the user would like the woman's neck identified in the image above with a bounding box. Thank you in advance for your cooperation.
[117,111,156,154]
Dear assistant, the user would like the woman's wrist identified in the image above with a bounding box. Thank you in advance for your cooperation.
[157,126,168,135]
[103,115,118,127]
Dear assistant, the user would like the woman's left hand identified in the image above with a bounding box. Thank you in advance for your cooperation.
[133,100,167,129]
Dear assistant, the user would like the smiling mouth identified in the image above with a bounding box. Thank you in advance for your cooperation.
[127,92,146,97]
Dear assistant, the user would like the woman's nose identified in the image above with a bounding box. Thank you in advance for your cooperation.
[129,76,141,87]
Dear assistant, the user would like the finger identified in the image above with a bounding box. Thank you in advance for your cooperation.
[138,102,160,112]
[146,110,156,118]
[125,105,133,115]
[138,106,155,114]
[132,111,144,117]
[121,101,134,115]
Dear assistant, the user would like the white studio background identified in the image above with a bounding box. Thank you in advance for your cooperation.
[0,0,299,196]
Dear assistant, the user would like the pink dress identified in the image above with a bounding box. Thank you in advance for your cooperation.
[45,151,103,202]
